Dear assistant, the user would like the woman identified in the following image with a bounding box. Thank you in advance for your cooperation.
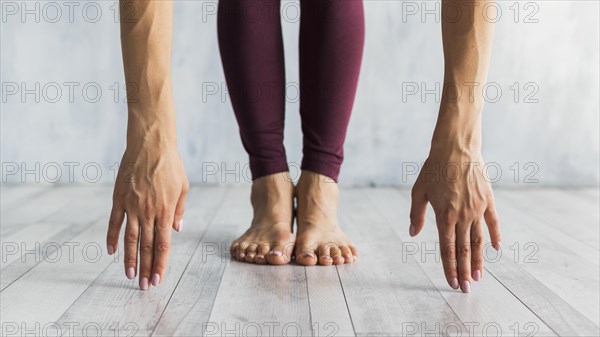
[107,0,501,294]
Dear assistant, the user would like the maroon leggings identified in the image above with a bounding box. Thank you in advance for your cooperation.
[217,0,364,182]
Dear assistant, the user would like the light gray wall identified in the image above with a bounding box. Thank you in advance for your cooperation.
[1,0,598,186]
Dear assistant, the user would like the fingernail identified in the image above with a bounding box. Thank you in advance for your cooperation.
[107,245,115,255]
[302,252,316,260]
[151,273,160,286]
[409,224,416,237]
[450,278,459,289]
[126,267,135,280]
[461,280,471,293]
[272,250,283,257]
[473,270,481,281]
[177,219,183,232]
[140,277,149,291]
[493,242,502,251]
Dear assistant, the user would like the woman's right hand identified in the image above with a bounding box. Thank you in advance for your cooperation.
[106,142,189,290]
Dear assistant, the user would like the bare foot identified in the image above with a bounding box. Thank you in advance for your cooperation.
[230,172,295,265]
[294,171,358,266]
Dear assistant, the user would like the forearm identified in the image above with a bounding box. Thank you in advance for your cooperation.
[431,0,495,153]
[120,0,175,147]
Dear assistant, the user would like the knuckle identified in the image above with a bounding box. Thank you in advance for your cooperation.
[125,233,139,243]
[140,242,154,253]
[471,236,484,246]
[155,242,170,253]
[458,244,471,257]
[442,244,456,261]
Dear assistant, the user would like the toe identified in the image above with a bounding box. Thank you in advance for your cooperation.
[330,245,344,265]
[267,242,292,265]
[230,241,240,260]
[340,246,354,264]
[349,245,359,260]
[245,243,258,263]
[237,242,249,261]
[255,243,270,265]
[295,244,318,266]
[317,244,333,266]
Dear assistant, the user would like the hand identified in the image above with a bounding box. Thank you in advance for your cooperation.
[106,143,189,290]
[409,147,501,293]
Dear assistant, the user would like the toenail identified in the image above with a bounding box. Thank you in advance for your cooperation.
[256,255,264,259]
[323,255,332,260]
[302,252,316,259]
[473,270,481,281]
[239,253,245,258]
[353,255,358,260]
[272,250,283,257]
[248,253,255,258]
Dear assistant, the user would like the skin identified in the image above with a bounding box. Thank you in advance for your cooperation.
[409,0,502,293]
[106,0,189,291]
[107,0,501,293]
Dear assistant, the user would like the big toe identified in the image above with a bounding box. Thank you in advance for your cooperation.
[295,244,318,266]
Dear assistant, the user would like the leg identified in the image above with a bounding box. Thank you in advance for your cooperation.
[295,0,365,266]
[218,0,294,265]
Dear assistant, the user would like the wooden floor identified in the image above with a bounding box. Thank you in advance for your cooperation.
[1,186,599,337]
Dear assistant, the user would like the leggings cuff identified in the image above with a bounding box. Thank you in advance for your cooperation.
[300,159,341,182]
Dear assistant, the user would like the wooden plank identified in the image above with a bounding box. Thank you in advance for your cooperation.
[0,185,50,210]
[204,188,314,337]
[337,189,465,337]
[1,187,111,290]
[368,188,557,337]
[0,218,114,332]
[55,187,227,336]
[152,223,237,336]
[492,191,600,328]
[487,254,600,336]
[1,186,98,237]
[305,267,355,337]
[496,189,599,250]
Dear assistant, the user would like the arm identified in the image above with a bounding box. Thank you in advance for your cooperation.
[409,0,501,293]
[106,0,189,291]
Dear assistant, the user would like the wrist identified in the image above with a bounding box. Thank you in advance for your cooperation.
[430,105,482,156]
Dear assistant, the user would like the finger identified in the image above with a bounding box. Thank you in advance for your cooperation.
[152,212,174,286]
[106,205,125,255]
[436,212,458,290]
[456,222,472,293]
[173,184,189,232]
[471,220,485,281]
[123,213,140,280]
[484,200,502,250]
[138,218,155,291]
[409,187,428,237]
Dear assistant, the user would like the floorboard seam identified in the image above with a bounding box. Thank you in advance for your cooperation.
[0,214,104,292]
[335,265,358,337]
[150,187,232,337]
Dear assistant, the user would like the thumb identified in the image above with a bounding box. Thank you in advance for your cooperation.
[409,188,428,237]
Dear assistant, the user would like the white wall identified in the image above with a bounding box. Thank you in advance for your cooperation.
[1,0,598,186]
